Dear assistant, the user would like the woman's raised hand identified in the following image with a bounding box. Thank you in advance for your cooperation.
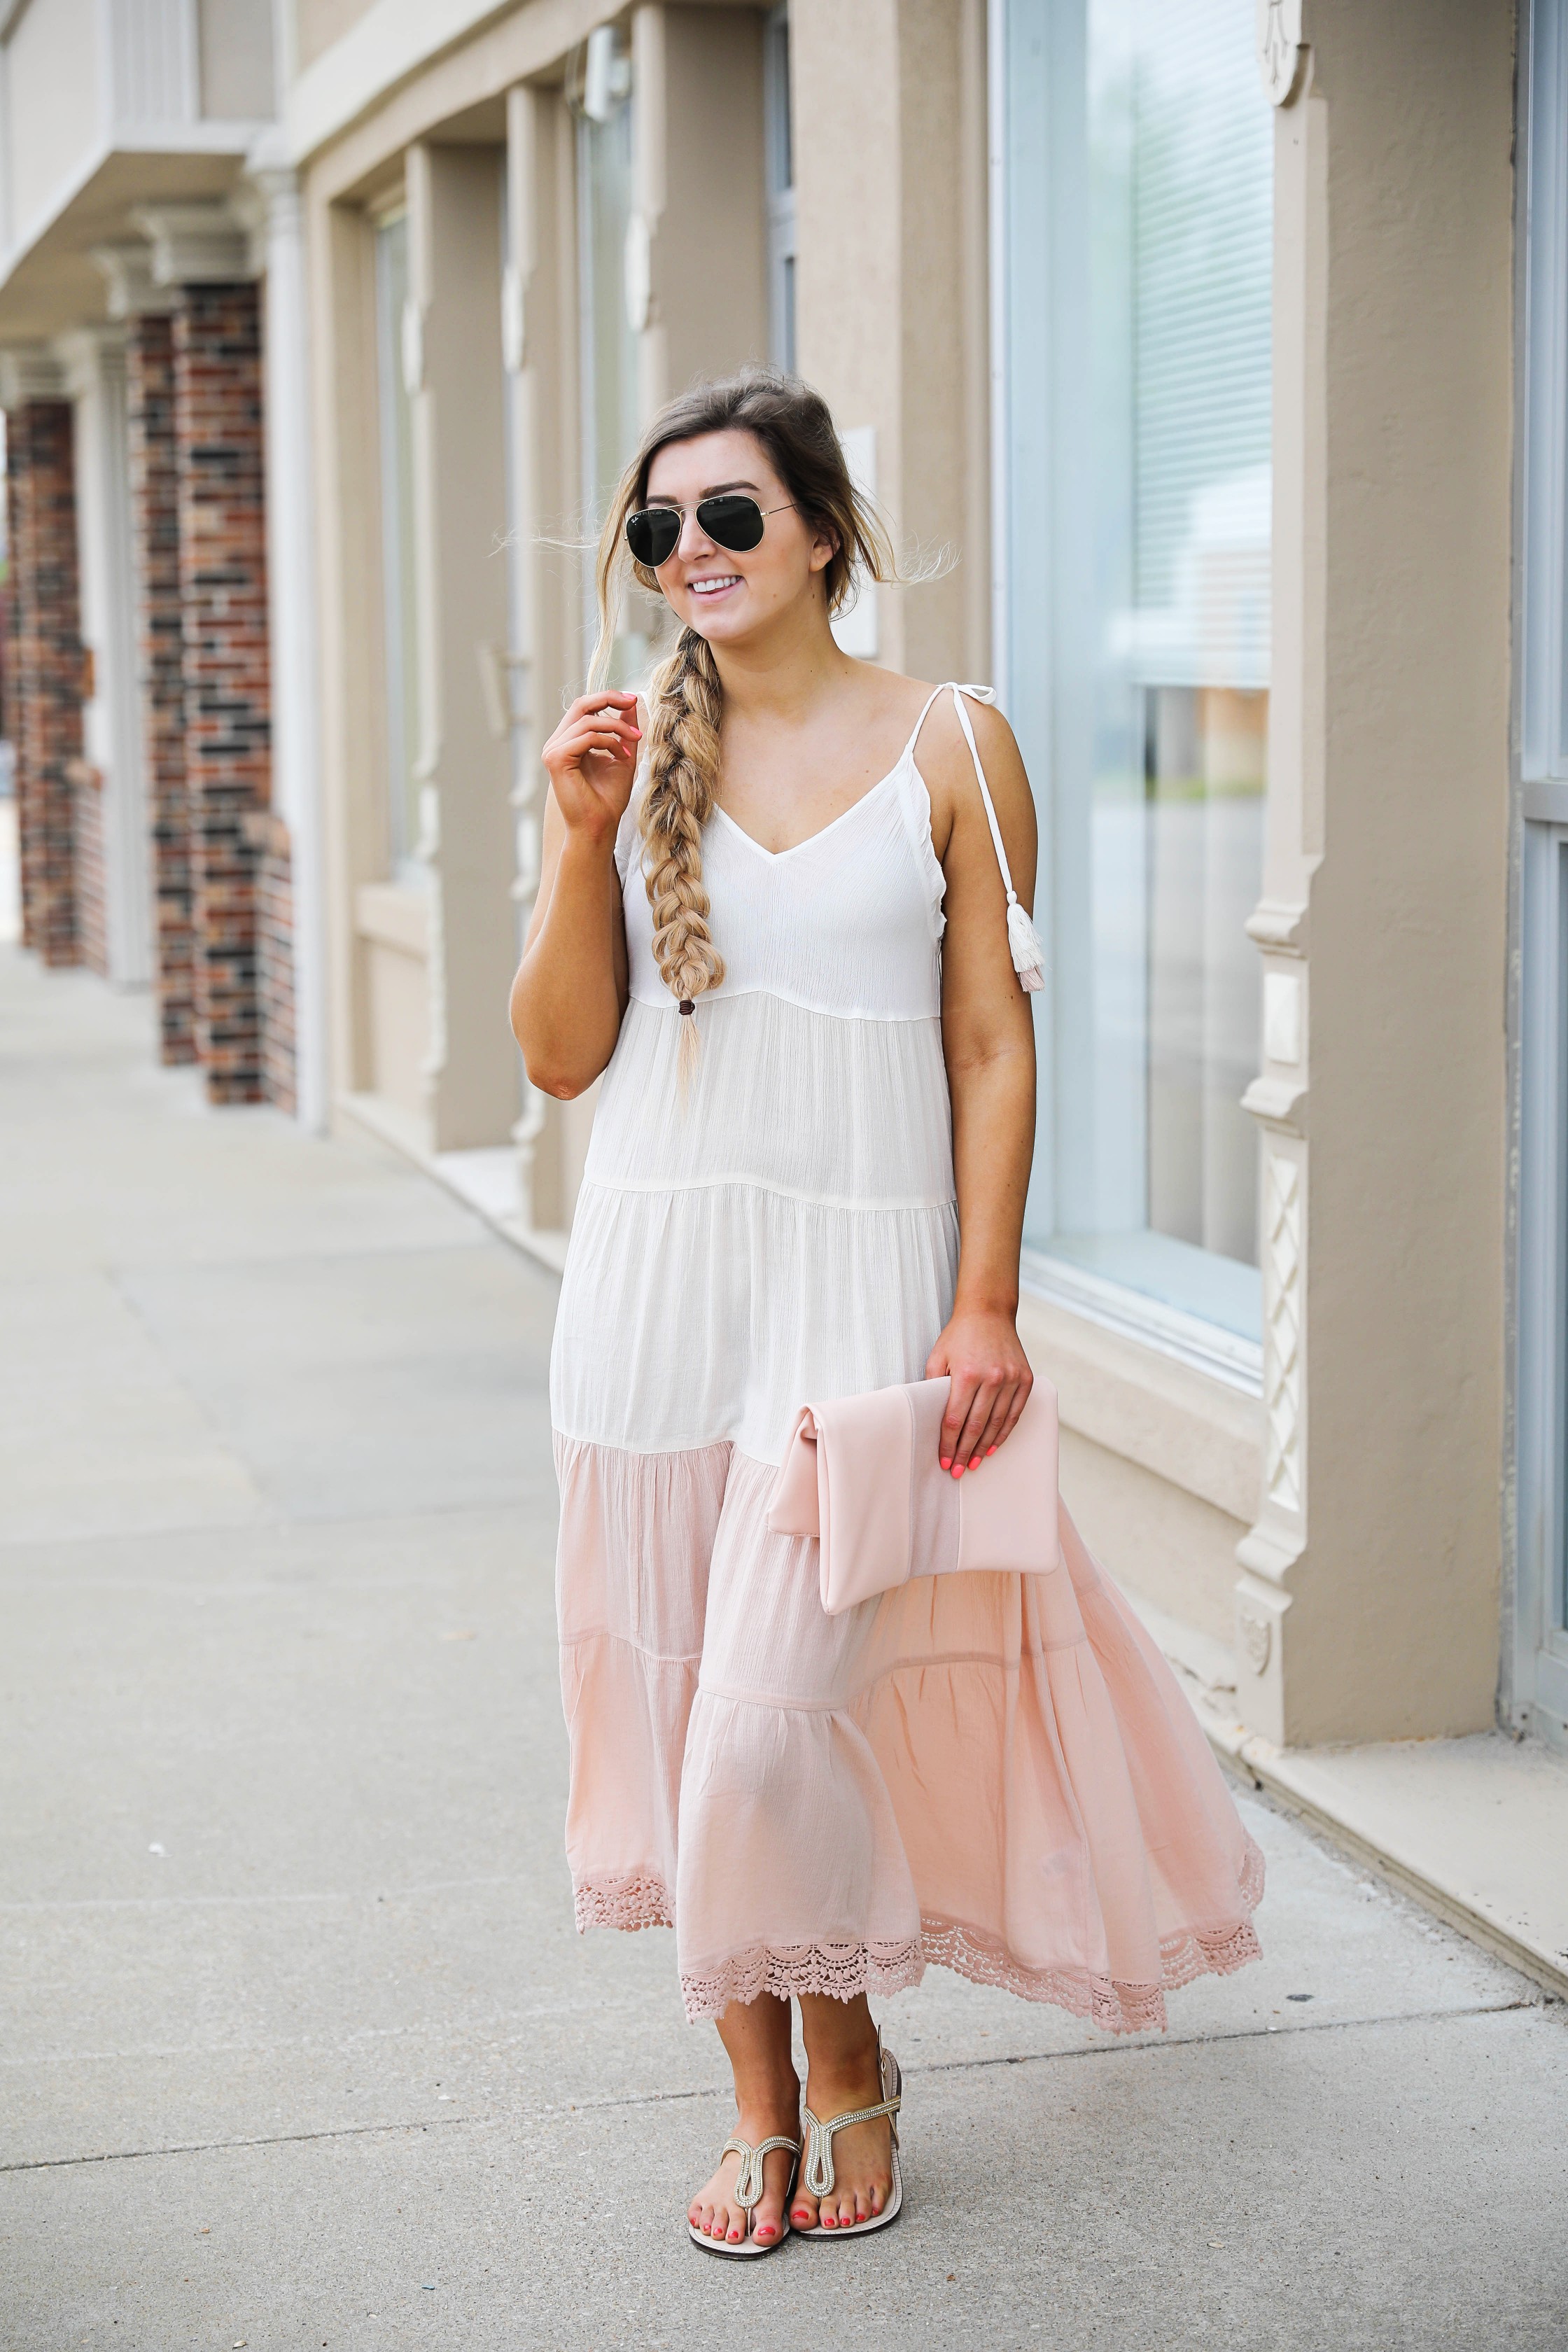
[542,691,643,844]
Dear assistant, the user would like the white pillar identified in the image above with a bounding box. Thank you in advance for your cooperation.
[57,326,150,990]
[249,150,329,1133]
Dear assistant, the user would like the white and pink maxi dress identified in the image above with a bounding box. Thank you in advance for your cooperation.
[550,685,1264,2031]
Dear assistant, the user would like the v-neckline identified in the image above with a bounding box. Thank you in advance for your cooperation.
[710,752,909,863]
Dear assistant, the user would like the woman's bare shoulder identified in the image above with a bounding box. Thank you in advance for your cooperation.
[902,687,1034,865]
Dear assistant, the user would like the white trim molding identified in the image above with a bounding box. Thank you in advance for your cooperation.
[286,0,515,164]
[130,201,256,284]
[248,148,330,1134]
[0,341,64,399]
[1256,0,1305,107]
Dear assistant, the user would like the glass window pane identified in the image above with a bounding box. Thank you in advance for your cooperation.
[1003,0,1270,1340]
[577,60,644,682]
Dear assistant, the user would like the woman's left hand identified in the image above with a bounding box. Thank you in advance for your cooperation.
[925,1308,1034,1477]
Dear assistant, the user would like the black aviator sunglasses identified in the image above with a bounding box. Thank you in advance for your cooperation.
[625,494,794,570]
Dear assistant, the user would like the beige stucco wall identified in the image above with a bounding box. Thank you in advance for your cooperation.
[403,138,519,1152]
[1237,0,1514,1744]
[1018,1291,1264,1655]
[295,0,382,74]
[792,0,988,685]
[634,4,769,416]
[199,0,277,116]
[1063,1430,1250,1653]
[6,0,99,249]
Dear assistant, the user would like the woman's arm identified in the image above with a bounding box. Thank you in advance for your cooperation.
[510,691,641,1100]
[925,697,1040,1474]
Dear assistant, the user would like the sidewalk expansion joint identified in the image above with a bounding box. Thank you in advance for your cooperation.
[0,2113,478,2176]
[8,1997,1546,2176]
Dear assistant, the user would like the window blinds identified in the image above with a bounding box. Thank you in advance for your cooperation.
[1119,0,1273,688]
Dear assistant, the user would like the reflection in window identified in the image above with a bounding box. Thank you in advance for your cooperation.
[575,26,644,682]
[374,209,421,875]
[765,4,797,370]
[1000,0,1270,1347]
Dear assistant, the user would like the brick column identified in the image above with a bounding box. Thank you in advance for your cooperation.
[172,281,271,1103]
[125,309,195,1061]
[6,391,84,968]
[5,450,29,949]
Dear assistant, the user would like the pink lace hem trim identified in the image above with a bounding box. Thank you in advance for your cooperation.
[573,1870,673,1933]
[680,1937,928,2021]
[580,1831,1266,2036]
[916,1830,1266,2037]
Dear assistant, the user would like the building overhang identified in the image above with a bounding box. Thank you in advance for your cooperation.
[0,134,266,345]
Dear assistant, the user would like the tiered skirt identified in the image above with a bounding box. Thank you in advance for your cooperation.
[555,1432,1264,2032]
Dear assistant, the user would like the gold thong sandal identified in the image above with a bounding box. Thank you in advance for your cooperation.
[687,2132,801,2259]
[795,2040,903,2239]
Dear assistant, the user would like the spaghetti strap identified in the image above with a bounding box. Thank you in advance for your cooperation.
[899,680,953,766]
[936,683,1046,995]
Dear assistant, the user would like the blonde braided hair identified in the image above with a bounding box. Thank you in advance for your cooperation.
[640,624,727,1021]
[589,371,899,1077]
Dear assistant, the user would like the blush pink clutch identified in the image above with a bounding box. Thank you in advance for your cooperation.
[766,1375,1060,1615]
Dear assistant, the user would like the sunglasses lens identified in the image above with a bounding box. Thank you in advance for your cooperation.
[626,507,680,567]
[696,495,766,552]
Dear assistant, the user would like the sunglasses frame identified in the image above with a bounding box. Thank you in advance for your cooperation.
[625,495,795,570]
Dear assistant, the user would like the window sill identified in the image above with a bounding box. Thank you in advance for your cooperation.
[356,878,429,958]
[1016,1286,1264,1527]
[1022,1247,1262,1394]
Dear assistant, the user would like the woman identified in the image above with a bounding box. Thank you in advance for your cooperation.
[511,371,1263,2257]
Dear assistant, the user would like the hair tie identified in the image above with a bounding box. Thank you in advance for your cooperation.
[678,999,694,1016]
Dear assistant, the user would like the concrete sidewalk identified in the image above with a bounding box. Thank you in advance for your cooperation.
[1,947,1564,2352]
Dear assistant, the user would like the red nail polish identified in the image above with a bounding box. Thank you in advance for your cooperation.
[940,1457,951,1469]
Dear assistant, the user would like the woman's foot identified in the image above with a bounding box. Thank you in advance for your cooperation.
[692,1993,799,2249]
[687,2110,799,2247]
[791,2031,896,2231]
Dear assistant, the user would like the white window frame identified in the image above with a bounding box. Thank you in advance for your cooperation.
[1512,0,1568,1747]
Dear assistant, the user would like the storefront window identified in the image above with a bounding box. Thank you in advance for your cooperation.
[374,208,421,875]
[997,0,1270,1362]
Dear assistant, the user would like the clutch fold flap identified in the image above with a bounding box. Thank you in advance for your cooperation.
[768,1373,1060,1614]
[769,1407,823,1538]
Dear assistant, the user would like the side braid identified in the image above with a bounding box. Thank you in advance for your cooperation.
[640,626,727,1051]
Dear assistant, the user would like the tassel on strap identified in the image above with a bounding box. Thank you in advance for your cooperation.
[946,685,1046,997]
[1006,894,1046,993]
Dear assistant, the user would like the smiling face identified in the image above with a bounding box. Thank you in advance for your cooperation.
[640,428,838,650]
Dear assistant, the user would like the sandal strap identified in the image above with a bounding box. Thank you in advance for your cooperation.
[720,2133,802,2212]
[799,2093,902,2199]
